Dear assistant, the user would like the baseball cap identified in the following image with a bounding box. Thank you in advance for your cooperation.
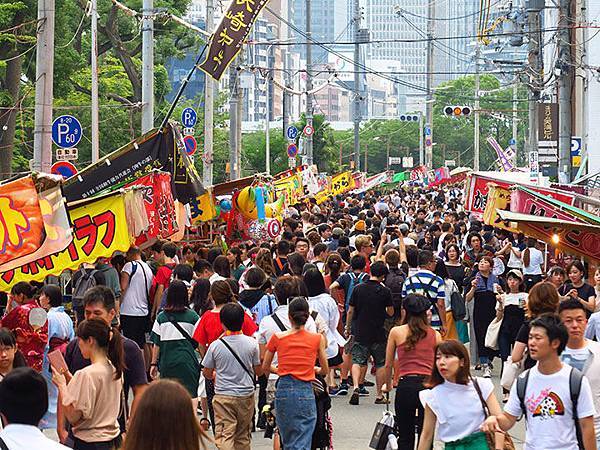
[507,269,524,280]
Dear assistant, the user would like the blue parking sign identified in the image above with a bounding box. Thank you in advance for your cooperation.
[52,115,82,148]
[181,108,198,128]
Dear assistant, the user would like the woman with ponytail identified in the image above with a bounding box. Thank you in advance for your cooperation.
[383,295,442,449]
[52,318,124,450]
[262,297,329,450]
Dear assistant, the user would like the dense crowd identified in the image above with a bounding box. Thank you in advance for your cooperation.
[1,184,600,450]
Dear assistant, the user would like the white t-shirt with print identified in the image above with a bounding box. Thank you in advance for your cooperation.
[561,345,593,373]
[419,377,494,442]
[505,364,596,450]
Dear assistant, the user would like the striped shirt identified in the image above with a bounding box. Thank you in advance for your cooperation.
[401,270,446,328]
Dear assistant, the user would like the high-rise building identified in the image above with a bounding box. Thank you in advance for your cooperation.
[291,0,336,61]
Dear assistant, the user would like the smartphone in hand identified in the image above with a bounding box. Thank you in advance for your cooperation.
[48,349,69,374]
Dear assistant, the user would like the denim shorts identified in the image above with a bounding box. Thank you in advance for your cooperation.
[351,341,386,368]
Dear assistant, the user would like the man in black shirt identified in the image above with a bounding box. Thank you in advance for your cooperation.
[59,286,148,445]
[346,261,394,406]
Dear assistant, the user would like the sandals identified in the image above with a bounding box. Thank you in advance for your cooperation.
[374,396,390,405]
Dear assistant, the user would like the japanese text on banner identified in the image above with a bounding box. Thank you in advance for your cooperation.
[330,172,355,196]
[0,194,132,292]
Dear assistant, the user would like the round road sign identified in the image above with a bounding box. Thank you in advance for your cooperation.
[181,108,198,128]
[183,135,197,156]
[303,125,314,137]
[286,126,299,140]
[52,115,82,148]
[287,143,298,158]
[425,137,432,147]
[51,161,78,179]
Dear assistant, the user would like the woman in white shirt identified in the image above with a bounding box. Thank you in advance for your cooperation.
[418,340,505,450]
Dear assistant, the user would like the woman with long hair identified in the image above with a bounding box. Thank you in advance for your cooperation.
[444,243,466,294]
[150,280,201,406]
[384,295,442,450]
[122,379,207,450]
[227,247,246,281]
[255,248,277,284]
[324,253,346,335]
[190,279,213,317]
[262,297,329,450]
[417,340,505,450]
[559,260,596,313]
[0,328,27,380]
[465,256,502,377]
[52,318,125,450]
[512,281,560,370]
[521,237,544,291]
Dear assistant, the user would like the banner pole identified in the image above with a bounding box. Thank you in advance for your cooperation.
[160,43,209,129]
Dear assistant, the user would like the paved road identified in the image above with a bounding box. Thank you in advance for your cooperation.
[211,365,526,449]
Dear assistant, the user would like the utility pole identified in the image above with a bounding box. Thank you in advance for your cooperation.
[265,44,273,174]
[32,0,54,173]
[229,65,242,180]
[353,0,361,171]
[90,0,100,162]
[419,111,424,165]
[526,2,542,160]
[512,82,518,151]
[305,0,313,165]
[141,0,154,133]
[203,0,215,186]
[386,139,390,170]
[282,48,290,145]
[474,43,480,171]
[558,0,573,183]
[425,0,435,169]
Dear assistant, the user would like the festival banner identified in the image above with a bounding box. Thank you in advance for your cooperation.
[410,165,427,181]
[198,0,271,81]
[0,192,132,292]
[511,187,584,224]
[0,175,72,273]
[274,174,303,206]
[497,210,600,264]
[330,171,355,196]
[63,123,203,204]
[352,172,389,194]
[189,190,218,223]
[125,171,179,247]
[464,173,576,217]
[482,184,519,233]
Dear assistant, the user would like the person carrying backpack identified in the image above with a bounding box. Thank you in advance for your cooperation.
[482,314,597,450]
[71,264,105,324]
[329,254,369,396]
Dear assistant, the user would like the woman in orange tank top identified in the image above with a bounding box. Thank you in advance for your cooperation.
[262,297,329,450]
[383,294,442,450]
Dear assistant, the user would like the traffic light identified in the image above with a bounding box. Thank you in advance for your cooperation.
[399,114,420,122]
[444,106,471,117]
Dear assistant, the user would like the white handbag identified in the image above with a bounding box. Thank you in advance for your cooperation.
[484,317,502,350]
[500,355,524,390]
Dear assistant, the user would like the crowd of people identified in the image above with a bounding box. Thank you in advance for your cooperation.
[1,183,600,450]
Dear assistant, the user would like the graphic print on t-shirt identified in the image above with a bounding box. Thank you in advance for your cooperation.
[527,389,566,419]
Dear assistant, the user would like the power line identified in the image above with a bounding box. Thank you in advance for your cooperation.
[395,0,504,21]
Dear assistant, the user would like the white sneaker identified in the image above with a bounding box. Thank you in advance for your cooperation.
[483,365,492,378]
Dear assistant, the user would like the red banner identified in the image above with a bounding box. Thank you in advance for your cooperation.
[511,188,581,222]
[126,172,179,246]
[465,173,576,217]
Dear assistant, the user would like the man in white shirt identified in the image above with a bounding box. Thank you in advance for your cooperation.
[559,299,600,447]
[120,246,154,350]
[0,368,69,449]
[483,314,597,450]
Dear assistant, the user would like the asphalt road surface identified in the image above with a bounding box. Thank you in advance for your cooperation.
[210,364,526,449]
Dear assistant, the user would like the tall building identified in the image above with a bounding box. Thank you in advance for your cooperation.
[291,0,336,61]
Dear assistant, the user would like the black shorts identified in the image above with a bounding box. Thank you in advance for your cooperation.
[328,348,343,367]
[120,315,148,349]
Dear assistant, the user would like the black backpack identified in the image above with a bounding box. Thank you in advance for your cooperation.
[385,267,405,310]
[517,367,584,449]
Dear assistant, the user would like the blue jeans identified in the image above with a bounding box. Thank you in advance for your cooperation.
[275,375,316,450]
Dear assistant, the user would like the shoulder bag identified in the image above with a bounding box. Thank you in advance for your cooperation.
[472,377,515,450]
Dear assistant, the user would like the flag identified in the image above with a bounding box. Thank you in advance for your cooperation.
[199,0,272,81]
[63,122,203,204]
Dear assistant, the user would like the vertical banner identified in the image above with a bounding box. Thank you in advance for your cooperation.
[199,0,271,81]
